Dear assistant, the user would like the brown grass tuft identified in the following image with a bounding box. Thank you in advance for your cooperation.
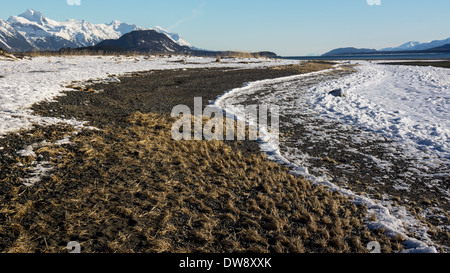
[0,113,402,253]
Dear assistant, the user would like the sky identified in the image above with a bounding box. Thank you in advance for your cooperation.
[1,0,450,56]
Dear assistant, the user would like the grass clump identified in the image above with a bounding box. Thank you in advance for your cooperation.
[0,113,403,253]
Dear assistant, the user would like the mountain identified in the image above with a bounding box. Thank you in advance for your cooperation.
[0,19,35,51]
[381,37,450,52]
[381,41,421,51]
[426,43,450,51]
[0,9,192,52]
[2,9,276,57]
[64,29,278,58]
[153,26,192,48]
[87,30,191,53]
[322,47,377,56]
[323,36,450,56]
[322,43,450,57]
[5,9,144,51]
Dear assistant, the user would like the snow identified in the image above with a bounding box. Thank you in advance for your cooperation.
[0,19,20,51]
[307,62,450,166]
[0,55,300,136]
[214,61,448,253]
[16,135,76,187]
[16,9,45,23]
[20,160,53,187]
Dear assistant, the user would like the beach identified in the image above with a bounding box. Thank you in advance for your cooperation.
[1,56,448,253]
[0,57,406,253]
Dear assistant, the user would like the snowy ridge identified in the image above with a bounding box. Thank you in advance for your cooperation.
[153,26,192,48]
[0,20,14,50]
[0,9,192,52]
[0,18,34,51]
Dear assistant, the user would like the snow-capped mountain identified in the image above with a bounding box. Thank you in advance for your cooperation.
[381,41,421,51]
[0,9,192,52]
[153,26,192,48]
[381,37,450,51]
[0,18,35,51]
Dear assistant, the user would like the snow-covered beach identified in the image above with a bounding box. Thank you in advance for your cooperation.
[1,55,449,253]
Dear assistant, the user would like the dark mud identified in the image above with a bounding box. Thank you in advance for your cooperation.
[382,61,450,69]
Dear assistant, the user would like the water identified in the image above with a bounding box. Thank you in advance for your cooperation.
[283,53,450,61]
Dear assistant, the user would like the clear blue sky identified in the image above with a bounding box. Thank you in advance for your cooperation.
[1,0,450,56]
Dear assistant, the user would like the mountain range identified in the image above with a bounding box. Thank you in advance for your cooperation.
[380,38,450,52]
[0,9,192,52]
[323,37,450,56]
[65,29,277,58]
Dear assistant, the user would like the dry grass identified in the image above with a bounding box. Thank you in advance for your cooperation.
[271,61,337,73]
[0,113,403,253]
[217,51,270,59]
[0,48,17,60]
[272,61,359,75]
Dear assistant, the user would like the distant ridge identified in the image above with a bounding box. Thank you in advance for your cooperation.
[427,43,450,51]
[322,43,450,56]
[381,37,450,52]
[62,29,278,58]
[322,47,377,56]
[323,35,450,56]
